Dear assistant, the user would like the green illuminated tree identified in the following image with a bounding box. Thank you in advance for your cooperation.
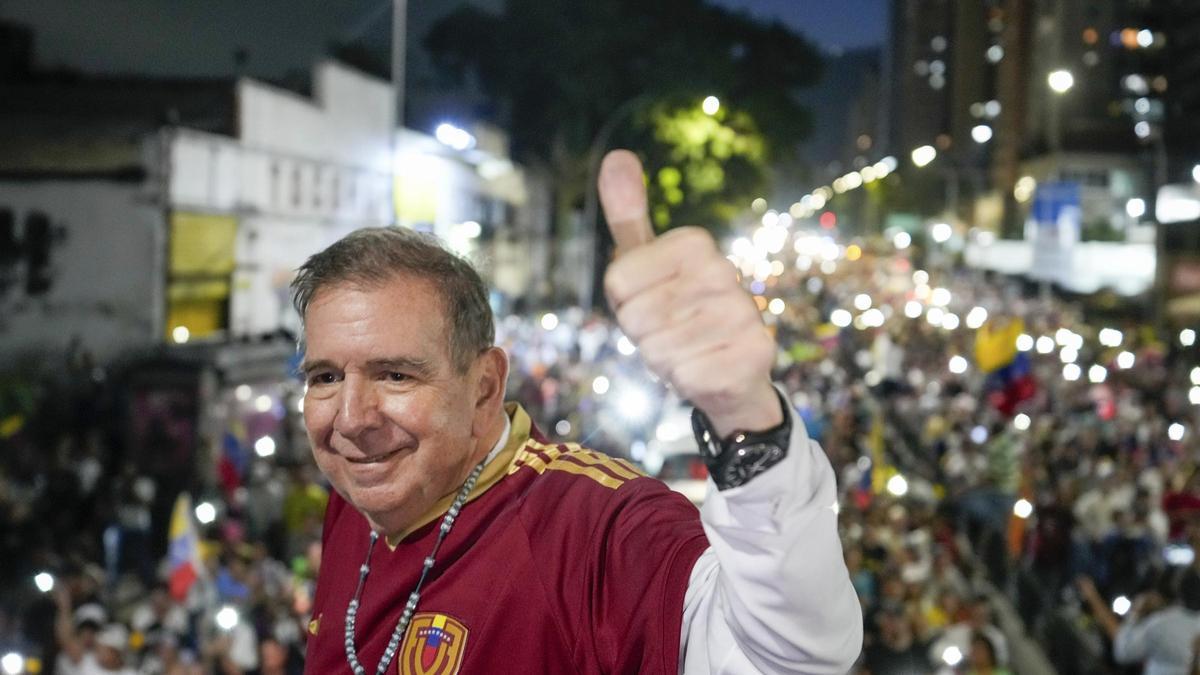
[425,0,821,235]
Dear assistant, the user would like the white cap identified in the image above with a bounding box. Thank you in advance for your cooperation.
[95,623,128,652]
[73,603,107,628]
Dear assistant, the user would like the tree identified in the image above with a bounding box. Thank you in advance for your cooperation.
[425,0,822,234]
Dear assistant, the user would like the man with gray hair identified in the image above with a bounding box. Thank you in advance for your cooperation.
[297,150,861,674]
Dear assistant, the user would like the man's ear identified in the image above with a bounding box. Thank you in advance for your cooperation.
[472,347,510,436]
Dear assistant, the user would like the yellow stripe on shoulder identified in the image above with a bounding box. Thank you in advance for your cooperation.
[510,440,643,490]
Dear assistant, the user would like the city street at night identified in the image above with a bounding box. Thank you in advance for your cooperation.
[3,1,1200,674]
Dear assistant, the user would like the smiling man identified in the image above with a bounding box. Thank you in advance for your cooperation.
[296,150,861,674]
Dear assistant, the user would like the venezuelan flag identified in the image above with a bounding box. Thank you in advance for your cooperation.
[975,318,1036,416]
[166,492,204,601]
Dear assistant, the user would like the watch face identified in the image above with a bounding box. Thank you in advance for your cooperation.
[719,443,786,487]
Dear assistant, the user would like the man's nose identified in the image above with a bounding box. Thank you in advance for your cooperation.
[334,377,384,439]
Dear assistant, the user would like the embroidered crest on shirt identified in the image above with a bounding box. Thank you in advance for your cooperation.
[397,612,468,675]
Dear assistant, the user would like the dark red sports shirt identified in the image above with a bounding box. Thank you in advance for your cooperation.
[304,404,710,675]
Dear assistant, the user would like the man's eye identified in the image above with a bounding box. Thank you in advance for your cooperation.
[308,372,337,385]
[386,372,410,382]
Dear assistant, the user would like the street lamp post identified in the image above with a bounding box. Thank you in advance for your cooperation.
[579,94,655,309]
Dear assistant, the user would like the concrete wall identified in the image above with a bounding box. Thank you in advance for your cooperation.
[965,239,1155,296]
[0,180,163,362]
[167,60,395,338]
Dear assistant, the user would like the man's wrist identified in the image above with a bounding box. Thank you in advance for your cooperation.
[692,385,792,490]
[698,382,785,440]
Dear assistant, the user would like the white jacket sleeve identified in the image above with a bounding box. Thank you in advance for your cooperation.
[679,393,863,674]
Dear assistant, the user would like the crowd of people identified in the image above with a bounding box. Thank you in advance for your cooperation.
[3,231,1200,673]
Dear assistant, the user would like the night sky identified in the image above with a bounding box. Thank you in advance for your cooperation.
[0,0,887,79]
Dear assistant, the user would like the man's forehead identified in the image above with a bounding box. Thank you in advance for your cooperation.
[302,276,454,364]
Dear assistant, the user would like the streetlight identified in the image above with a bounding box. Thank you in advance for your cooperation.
[911,145,937,168]
[1048,69,1075,94]
[702,96,720,116]
[971,125,993,144]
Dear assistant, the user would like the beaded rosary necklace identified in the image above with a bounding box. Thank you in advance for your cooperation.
[343,460,487,675]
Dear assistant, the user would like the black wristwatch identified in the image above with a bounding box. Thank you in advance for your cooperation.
[691,389,792,490]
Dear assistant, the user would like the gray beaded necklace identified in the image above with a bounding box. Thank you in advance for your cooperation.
[343,460,487,675]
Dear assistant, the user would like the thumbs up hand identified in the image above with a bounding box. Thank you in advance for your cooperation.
[599,150,782,438]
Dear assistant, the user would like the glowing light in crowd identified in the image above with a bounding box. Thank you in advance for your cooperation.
[1060,347,1078,364]
[768,299,786,315]
[887,474,909,497]
[555,420,571,436]
[255,395,273,413]
[854,294,873,311]
[1016,334,1034,352]
[948,355,968,374]
[761,210,779,227]
[1182,329,1196,347]
[591,376,610,395]
[1135,121,1151,139]
[1116,351,1135,369]
[820,260,837,275]
[905,301,924,319]
[34,572,54,593]
[1193,165,1200,183]
[1063,363,1082,381]
[1190,387,1200,405]
[235,385,252,402]
[1192,367,1200,385]
[915,284,931,300]
[1014,176,1037,203]
[254,436,276,458]
[1099,328,1124,347]
[1088,365,1108,383]
[830,309,852,328]
[862,309,885,328]
[540,312,559,330]
[931,222,953,243]
[1012,499,1034,519]
[970,426,989,444]
[911,145,937,168]
[459,221,482,239]
[1036,336,1055,354]
[617,335,637,355]
[1170,423,1186,441]
[942,313,960,330]
[702,95,720,115]
[927,307,946,327]
[751,197,767,213]
[617,386,653,423]
[1048,69,1075,93]
[913,270,930,285]
[216,606,240,631]
[941,646,964,667]
[1126,198,1146,220]
[1113,596,1132,616]
[893,231,912,250]
[1014,414,1031,431]
[966,307,988,330]
[971,125,993,143]
[172,326,190,344]
[435,122,476,151]
[931,287,952,307]
[195,501,216,525]
[1,653,22,675]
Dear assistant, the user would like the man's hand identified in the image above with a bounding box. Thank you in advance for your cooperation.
[598,149,782,438]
